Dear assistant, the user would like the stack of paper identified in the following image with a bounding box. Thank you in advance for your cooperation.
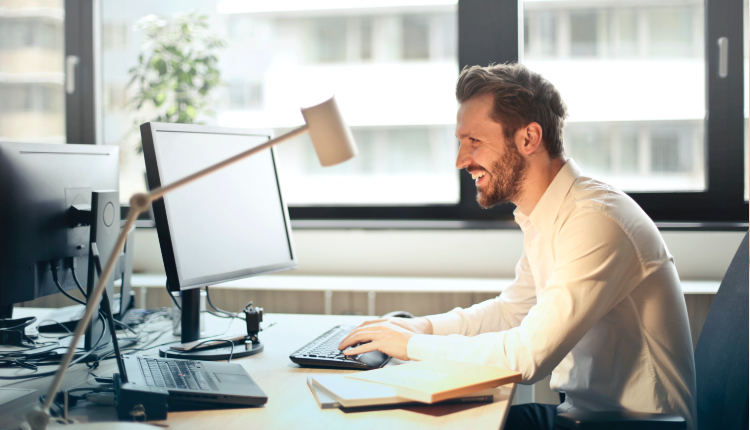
[308,359,521,409]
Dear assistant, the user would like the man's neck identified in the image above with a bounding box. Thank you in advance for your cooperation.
[514,156,567,216]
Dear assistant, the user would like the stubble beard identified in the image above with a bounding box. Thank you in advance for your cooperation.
[476,139,528,209]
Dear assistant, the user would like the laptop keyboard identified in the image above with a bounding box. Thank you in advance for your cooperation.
[139,357,210,390]
[289,325,390,370]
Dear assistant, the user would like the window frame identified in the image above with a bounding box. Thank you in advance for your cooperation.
[78,0,747,226]
[293,0,748,225]
[65,0,101,146]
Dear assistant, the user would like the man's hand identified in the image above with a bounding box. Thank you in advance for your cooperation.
[337,317,433,361]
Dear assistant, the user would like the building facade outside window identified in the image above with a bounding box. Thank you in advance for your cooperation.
[90,0,746,223]
[524,0,705,192]
[102,1,460,206]
[0,0,65,143]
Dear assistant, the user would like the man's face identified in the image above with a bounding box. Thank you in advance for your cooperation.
[455,94,527,209]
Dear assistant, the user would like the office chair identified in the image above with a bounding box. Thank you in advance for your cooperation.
[556,231,749,430]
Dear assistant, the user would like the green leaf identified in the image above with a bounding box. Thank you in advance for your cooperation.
[154,92,166,106]
[185,105,197,119]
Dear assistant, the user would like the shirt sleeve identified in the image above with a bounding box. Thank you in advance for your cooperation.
[407,212,643,383]
[409,247,537,353]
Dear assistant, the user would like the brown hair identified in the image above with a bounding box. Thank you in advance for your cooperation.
[456,63,568,158]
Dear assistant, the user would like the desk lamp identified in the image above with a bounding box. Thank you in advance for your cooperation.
[26,96,357,430]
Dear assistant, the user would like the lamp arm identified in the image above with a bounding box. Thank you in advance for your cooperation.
[27,207,141,430]
[27,123,312,430]
[150,124,309,200]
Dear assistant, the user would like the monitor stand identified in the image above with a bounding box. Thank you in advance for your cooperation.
[158,288,263,360]
[0,304,12,320]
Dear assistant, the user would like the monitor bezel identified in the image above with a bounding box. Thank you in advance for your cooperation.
[141,122,298,292]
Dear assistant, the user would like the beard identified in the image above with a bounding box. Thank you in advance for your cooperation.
[474,139,528,209]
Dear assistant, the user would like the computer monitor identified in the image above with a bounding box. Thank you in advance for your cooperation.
[141,123,297,355]
[0,141,120,346]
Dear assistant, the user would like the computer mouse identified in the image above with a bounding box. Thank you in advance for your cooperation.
[381,311,414,319]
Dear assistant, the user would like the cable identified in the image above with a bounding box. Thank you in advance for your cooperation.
[51,264,111,350]
[85,307,173,363]
[69,264,136,338]
[38,319,72,335]
[0,320,107,380]
[0,341,58,356]
[205,286,235,318]
[70,262,87,300]
[112,318,138,336]
[167,279,181,311]
[2,264,110,377]
[51,265,86,307]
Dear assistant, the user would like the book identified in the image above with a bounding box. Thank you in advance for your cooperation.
[345,359,522,404]
[307,377,340,409]
[307,375,494,409]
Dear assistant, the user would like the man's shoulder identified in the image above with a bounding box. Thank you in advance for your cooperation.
[557,174,669,266]
[562,175,636,218]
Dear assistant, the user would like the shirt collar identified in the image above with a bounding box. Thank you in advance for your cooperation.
[514,159,582,237]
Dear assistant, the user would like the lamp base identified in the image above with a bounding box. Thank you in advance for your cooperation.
[158,341,263,361]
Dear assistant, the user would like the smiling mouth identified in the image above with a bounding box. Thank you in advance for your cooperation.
[471,171,486,180]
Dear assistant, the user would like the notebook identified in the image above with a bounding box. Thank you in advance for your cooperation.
[346,359,522,403]
[308,374,494,409]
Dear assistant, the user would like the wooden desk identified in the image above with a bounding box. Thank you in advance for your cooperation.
[0,311,515,430]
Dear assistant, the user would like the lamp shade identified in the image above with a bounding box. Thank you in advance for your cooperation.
[301,96,358,167]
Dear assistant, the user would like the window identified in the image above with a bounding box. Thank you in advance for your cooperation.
[0,3,65,143]
[524,1,705,192]
[92,0,745,224]
[102,1,459,207]
[103,22,129,51]
[569,10,598,57]
[312,18,347,63]
[460,0,745,223]
[403,15,430,60]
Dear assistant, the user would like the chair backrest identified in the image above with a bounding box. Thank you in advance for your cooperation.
[693,231,749,430]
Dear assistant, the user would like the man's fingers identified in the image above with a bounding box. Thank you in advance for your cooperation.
[343,341,378,356]
[339,328,382,350]
[340,323,388,348]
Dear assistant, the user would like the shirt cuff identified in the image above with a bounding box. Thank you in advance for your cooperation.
[407,334,445,361]
[426,310,463,335]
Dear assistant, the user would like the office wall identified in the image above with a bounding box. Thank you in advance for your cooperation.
[132,228,745,281]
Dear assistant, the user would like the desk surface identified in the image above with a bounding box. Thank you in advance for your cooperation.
[0,311,515,430]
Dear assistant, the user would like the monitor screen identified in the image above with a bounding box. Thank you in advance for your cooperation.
[142,123,296,291]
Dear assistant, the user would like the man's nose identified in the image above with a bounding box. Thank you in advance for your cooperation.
[455,143,472,170]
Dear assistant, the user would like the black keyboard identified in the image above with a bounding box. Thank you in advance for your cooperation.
[138,357,211,390]
[289,325,390,370]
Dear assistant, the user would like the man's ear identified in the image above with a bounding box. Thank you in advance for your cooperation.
[519,122,543,155]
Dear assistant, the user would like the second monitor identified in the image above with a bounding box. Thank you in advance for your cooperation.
[141,123,297,359]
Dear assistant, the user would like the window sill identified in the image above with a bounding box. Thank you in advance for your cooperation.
[132,219,747,231]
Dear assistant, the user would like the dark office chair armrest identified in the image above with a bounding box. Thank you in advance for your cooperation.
[555,411,686,430]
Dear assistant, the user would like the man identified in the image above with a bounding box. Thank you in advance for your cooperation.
[338,63,697,430]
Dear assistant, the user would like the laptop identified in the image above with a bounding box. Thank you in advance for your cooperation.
[106,310,267,411]
[119,354,267,409]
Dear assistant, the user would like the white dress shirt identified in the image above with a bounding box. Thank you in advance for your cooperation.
[407,160,697,429]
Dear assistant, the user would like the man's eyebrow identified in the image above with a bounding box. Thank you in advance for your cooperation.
[456,131,472,139]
